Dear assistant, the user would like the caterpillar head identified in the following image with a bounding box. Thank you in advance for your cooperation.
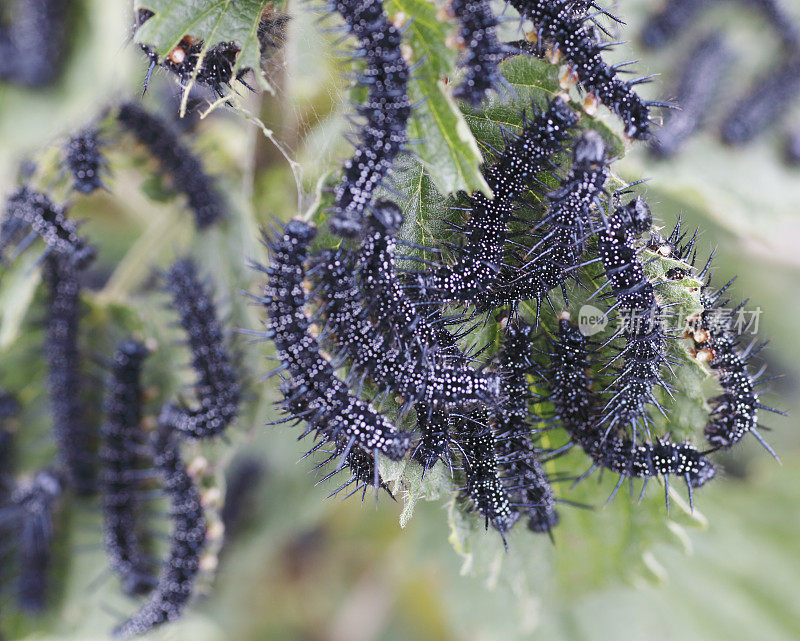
[284,219,316,244]
[371,200,404,236]
[573,129,606,166]
[617,196,652,236]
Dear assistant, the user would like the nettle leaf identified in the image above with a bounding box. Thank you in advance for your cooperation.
[383,0,488,196]
[134,0,276,89]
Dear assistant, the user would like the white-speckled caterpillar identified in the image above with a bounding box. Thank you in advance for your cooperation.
[327,0,411,236]
[258,219,412,461]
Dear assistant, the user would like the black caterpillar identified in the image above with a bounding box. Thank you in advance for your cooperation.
[413,402,452,471]
[690,282,783,454]
[159,259,241,440]
[259,220,412,461]
[550,317,716,504]
[448,0,507,106]
[642,0,799,50]
[117,102,225,228]
[314,248,502,408]
[327,0,411,236]
[786,128,800,165]
[649,33,734,158]
[136,9,249,97]
[640,0,710,49]
[64,128,107,194]
[721,55,800,145]
[1,186,96,268]
[358,202,450,350]
[100,340,154,596]
[453,408,520,540]
[44,252,96,496]
[494,322,559,533]
[596,196,668,435]
[476,129,610,313]
[10,469,63,613]
[278,379,392,501]
[0,0,68,87]
[510,0,657,139]
[114,427,206,638]
[311,435,392,501]
[416,97,578,301]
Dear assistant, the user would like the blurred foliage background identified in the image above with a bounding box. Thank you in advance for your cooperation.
[0,0,799,640]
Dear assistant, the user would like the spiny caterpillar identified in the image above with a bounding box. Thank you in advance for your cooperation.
[493,322,559,533]
[327,0,411,236]
[415,97,578,301]
[9,469,64,613]
[476,128,610,313]
[510,0,659,139]
[413,402,452,471]
[114,427,207,638]
[117,102,225,228]
[690,281,784,454]
[549,317,716,504]
[258,219,412,461]
[1,186,96,268]
[136,9,249,97]
[640,0,709,50]
[64,128,107,194]
[446,0,507,106]
[311,435,393,501]
[596,196,669,435]
[0,0,68,87]
[642,0,800,50]
[453,408,519,540]
[100,340,154,596]
[44,252,96,496]
[721,57,800,145]
[159,259,241,440]
[786,128,800,165]
[358,202,452,350]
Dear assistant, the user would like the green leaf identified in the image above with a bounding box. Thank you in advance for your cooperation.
[383,0,488,196]
[134,0,276,90]
[0,251,42,350]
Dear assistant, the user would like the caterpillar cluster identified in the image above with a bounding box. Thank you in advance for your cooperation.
[0,0,787,634]
[0,115,241,636]
[549,316,717,506]
[257,61,780,544]
[641,0,800,161]
[134,6,288,97]
[117,102,226,228]
[472,127,609,314]
[414,97,579,302]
